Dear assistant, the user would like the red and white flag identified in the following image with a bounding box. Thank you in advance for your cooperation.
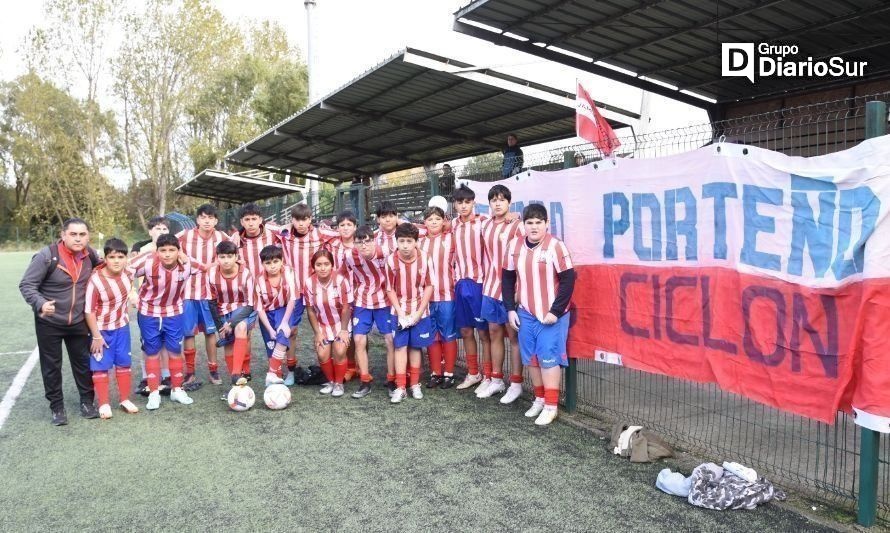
[576,81,621,156]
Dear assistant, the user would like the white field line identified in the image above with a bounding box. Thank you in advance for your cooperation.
[0,346,39,431]
[0,350,31,356]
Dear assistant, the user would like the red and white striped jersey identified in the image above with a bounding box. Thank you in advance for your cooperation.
[505,234,574,322]
[481,217,523,299]
[279,225,337,283]
[255,266,299,312]
[452,215,486,283]
[128,253,196,318]
[238,225,281,278]
[177,228,228,300]
[207,265,256,315]
[375,223,428,258]
[385,249,432,317]
[343,246,388,309]
[418,232,455,302]
[304,273,353,340]
[85,268,132,330]
[325,237,355,271]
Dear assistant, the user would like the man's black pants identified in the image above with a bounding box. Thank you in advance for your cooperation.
[34,318,94,411]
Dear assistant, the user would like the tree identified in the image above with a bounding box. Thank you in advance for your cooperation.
[459,152,501,179]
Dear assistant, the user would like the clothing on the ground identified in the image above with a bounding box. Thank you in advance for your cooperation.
[656,469,693,497]
[609,423,674,463]
[687,462,786,510]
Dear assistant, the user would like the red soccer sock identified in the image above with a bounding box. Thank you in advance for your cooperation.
[492,371,504,380]
[269,357,283,376]
[145,357,161,392]
[544,388,560,407]
[225,354,235,377]
[409,366,421,387]
[510,374,524,384]
[92,371,110,406]
[333,361,347,384]
[443,341,458,374]
[183,348,196,374]
[395,373,407,389]
[360,373,373,383]
[169,356,184,389]
[482,361,493,380]
[386,373,396,383]
[427,342,443,376]
[116,367,132,401]
[320,359,335,383]
[465,348,479,375]
[286,356,297,369]
[233,338,248,377]
[534,385,545,400]
[242,350,252,375]
[208,361,218,373]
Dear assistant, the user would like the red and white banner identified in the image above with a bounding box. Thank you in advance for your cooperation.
[576,81,621,156]
[462,137,890,429]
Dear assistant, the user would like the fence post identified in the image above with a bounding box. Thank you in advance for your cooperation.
[563,150,578,413]
[858,100,886,528]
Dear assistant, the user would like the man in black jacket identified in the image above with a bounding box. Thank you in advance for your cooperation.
[19,218,100,425]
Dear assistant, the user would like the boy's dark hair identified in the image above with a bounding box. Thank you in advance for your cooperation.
[355,225,375,241]
[488,184,512,203]
[239,203,262,219]
[290,203,312,220]
[423,206,445,220]
[311,248,335,267]
[452,184,475,202]
[156,234,180,249]
[196,204,218,218]
[148,216,169,229]
[216,240,238,255]
[336,210,357,226]
[522,203,549,222]
[395,222,419,241]
[260,244,284,262]
[62,217,90,231]
[376,201,398,217]
[103,238,129,256]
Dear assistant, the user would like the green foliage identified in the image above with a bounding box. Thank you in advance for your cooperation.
[460,152,502,178]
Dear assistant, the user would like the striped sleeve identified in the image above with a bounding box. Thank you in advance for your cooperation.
[554,241,573,272]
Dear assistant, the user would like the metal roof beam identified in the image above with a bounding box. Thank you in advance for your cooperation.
[239,147,362,176]
[499,0,578,33]
[534,0,667,48]
[225,157,343,184]
[271,129,425,165]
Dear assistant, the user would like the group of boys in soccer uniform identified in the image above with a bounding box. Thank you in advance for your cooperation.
[83,182,576,426]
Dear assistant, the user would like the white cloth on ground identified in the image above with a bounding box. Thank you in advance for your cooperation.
[656,468,692,497]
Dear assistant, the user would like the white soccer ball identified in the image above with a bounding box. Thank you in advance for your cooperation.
[227,383,256,411]
[428,195,448,212]
[263,384,292,410]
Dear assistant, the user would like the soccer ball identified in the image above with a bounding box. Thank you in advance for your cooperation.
[227,383,256,411]
[263,384,292,410]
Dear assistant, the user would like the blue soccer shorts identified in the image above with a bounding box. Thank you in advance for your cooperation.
[480,295,508,325]
[352,306,394,336]
[517,308,569,369]
[182,299,217,336]
[428,301,459,341]
[454,279,487,330]
[90,324,132,371]
[259,306,297,356]
[392,315,434,349]
[137,313,185,356]
[217,308,258,347]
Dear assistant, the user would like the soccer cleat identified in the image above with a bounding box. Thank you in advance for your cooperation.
[331,383,345,397]
[319,382,334,395]
[439,375,456,389]
[159,376,172,396]
[208,371,222,385]
[410,384,424,400]
[390,388,407,404]
[283,371,295,387]
[474,378,492,397]
[426,374,442,389]
[477,379,505,399]
[170,388,194,405]
[241,373,253,383]
[80,402,99,419]
[51,408,68,426]
[235,377,248,386]
[352,383,372,399]
[500,383,524,404]
[525,399,545,418]
[119,400,139,414]
[386,380,397,398]
[455,373,482,390]
[534,406,558,426]
[98,404,113,419]
[265,372,284,386]
[146,391,161,410]
[182,374,203,392]
[136,379,150,397]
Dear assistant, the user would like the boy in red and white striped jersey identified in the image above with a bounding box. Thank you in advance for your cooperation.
[207,240,257,386]
[502,204,576,426]
[84,238,139,419]
[325,211,360,379]
[418,206,460,389]
[255,245,301,386]
[385,223,434,403]
[304,249,353,397]
[128,234,201,410]
[344,225,395,398]
[478,185,525,403]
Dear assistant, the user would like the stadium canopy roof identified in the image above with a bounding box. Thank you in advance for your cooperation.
[175,169,306,204]
[224,48,639,183]
[453,0,890,107]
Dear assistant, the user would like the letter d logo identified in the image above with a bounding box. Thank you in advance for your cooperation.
[722,43,755,83]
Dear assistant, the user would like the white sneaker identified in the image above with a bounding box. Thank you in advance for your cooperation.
[119,399,139,414]
[265,372,284,386]
[525,398,545,418]
[474,378,492,397]
[410,384,424,399]
[319,382,334,395]
[146,391,161,410]
[534,406,558,426]
[170,388,194,405]
[477,378,505,399]
[98,404,113,419]
[456,373,482,390]
[331,383,345,397]
[391,388,407,403]
[283,371,295,387]
[500,383,524,404]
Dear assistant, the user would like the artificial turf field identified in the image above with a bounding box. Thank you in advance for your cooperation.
[0,251,842,531]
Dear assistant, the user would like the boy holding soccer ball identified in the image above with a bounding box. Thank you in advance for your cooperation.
[207,241,257,385]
